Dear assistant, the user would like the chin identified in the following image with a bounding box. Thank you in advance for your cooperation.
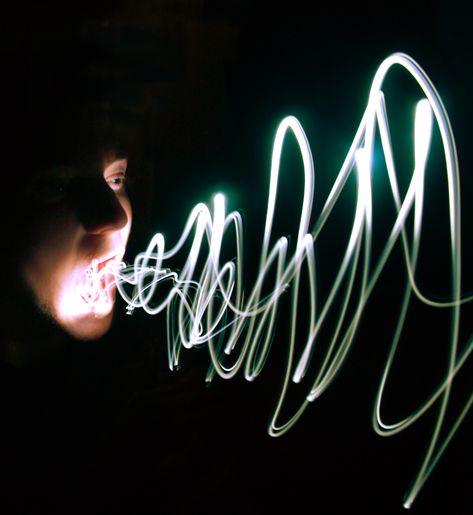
[55,275,119,340]
[60,311,114,340]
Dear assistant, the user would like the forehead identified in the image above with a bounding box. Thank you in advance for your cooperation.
[23,146,127,182]
[31,112,129,171]
[34,155,127,181]
[22,63,135,179]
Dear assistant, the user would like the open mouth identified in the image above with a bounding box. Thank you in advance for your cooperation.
[76,254,122,314]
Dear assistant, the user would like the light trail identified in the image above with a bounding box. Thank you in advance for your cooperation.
[113,53,472,509]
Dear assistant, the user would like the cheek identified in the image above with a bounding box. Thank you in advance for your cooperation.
[119,195,133,243]
[23,215,79,276]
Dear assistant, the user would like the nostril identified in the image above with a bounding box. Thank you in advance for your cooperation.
[68,176,129,233]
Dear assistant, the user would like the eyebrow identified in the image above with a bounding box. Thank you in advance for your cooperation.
[103,158,128,173]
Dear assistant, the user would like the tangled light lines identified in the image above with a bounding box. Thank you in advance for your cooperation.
[113,53,472,509]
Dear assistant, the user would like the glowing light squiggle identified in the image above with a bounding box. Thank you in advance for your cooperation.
[114,53,472,509]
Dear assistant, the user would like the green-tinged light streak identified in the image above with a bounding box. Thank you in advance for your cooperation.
[113,53,472,509]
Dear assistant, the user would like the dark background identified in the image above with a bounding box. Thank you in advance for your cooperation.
[1,1,472,514]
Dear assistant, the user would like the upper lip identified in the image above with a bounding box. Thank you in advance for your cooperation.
[97,256,117,273]
[95,247,125,268]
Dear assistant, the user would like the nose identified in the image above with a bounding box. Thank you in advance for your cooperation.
[68,176,129,233]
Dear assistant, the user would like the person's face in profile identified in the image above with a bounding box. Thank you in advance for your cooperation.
[20,152,132,341]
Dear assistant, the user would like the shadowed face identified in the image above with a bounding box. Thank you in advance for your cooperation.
[20,154,132,340]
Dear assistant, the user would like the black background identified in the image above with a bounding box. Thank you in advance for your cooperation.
[1,1,472,514]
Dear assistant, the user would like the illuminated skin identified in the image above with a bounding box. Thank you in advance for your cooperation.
[22,156,132,341]
[114,53,472,508]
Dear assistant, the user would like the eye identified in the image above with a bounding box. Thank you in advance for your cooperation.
[106,173,127,192]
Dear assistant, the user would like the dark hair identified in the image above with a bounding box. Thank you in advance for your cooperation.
[5,29,141,169]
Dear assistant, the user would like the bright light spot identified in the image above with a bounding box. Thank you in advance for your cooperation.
[58,255,125,321]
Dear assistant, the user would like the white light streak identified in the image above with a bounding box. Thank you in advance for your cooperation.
[113,53,472,509]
